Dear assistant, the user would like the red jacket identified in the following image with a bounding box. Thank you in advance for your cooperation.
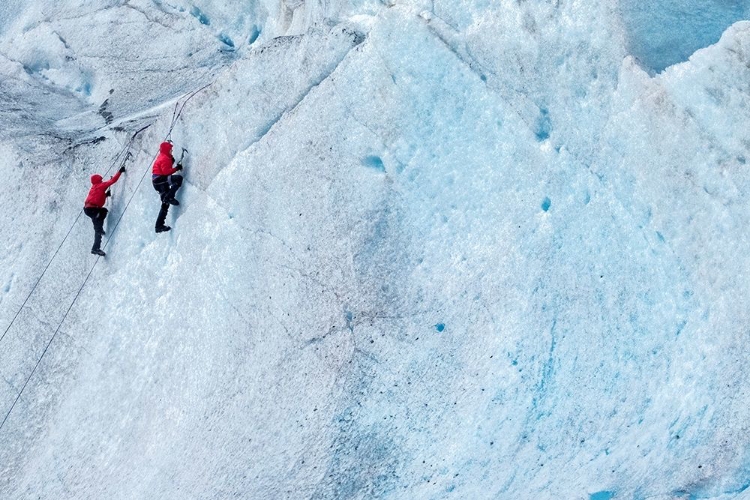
[84,171,122,208]
[152,142,179,176]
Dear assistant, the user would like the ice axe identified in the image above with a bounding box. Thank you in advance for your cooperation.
[178,147,188,164]
[108,151,134,206]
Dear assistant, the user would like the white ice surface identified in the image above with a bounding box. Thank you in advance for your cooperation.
[0,1,749,499]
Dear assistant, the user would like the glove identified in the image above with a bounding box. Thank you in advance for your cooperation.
[175,164,183,171]
[106,191,112,197]
[119,166,126,173]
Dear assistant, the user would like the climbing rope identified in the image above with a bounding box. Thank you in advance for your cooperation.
[0,84,212,434]
[0,258,100,432]
[0,125,149,347]
[166,82,213,140]
[0,137,147,433]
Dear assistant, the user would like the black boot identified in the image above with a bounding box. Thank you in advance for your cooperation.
[91,248,106,256]
[155,225,171,233]
[155,202,170,229]
[167,198,180,206]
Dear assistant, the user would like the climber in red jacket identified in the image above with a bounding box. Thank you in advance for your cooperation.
[151,141,183,233]
[84,166,126,256]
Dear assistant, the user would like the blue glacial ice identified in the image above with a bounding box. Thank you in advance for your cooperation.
[620,0,750,73]
[0,0,749,499]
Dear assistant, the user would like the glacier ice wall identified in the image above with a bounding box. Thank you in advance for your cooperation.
[1,1,749,499]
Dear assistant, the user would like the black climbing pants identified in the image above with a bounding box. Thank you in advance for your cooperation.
[152,174,183,228]
[84,207,108,251]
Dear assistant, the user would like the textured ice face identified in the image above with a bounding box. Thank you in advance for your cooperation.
[0,2,749,499]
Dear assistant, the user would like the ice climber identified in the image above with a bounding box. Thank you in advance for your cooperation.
[151,141,184,233]
[83,166,126,257]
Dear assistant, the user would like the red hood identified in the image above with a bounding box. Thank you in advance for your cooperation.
[91,174,103,184]
[159,142,173,155]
